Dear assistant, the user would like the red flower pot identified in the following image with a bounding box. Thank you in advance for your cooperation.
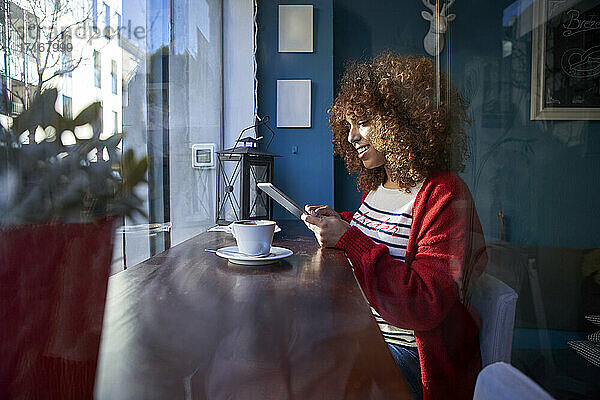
[0,218,115,399]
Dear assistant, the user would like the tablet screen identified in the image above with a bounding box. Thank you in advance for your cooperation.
[257,183,306,219]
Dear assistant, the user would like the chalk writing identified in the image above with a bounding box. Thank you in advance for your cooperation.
[563,9,600,37]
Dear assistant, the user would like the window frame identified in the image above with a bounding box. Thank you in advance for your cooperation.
[94,50,101,88]
[92,0,98,31]
[62,95,72,119]
[112,110,118,134]
[111,59,117,94]
[103,2,110,38]
[115,12,121,44]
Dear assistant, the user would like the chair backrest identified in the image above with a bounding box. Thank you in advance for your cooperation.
[470,273,518,367]
[473,362,554,400]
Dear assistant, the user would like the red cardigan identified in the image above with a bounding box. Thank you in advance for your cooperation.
[335,171,487,400]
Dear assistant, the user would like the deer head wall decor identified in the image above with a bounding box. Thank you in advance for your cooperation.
[421,0,456,56]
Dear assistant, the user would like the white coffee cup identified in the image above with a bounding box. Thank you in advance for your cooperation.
[231,220,276,256]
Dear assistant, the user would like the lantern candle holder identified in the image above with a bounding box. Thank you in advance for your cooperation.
[216,119,279,225]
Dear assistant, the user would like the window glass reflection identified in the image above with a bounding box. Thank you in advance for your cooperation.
[1,0,223,271]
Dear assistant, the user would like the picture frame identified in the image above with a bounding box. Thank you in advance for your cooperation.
[276,79,311,128]
[278,5,314,53]
[531,0,600,120]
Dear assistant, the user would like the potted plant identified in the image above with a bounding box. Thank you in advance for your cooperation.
[0,89,147,399]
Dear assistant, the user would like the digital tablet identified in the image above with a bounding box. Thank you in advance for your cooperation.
[257,183,306,219]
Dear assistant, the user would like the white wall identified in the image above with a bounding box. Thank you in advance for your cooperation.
[223,0,255,147]
[168,0,255,246]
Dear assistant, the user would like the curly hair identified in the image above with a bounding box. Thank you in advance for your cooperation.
[329,53,469,192]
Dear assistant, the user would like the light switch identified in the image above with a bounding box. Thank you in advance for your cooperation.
[192,144,216,169]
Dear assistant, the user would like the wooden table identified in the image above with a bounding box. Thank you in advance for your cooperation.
[95,221,410,399]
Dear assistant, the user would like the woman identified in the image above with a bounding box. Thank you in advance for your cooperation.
[302,53,487,400]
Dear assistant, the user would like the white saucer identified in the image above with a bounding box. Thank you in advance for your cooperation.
[215,246,293,266]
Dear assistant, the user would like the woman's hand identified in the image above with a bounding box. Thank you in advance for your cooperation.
[304,204,337,217]
[302,205,350,247]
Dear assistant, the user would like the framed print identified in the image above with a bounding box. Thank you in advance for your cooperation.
[531,0,600,120]
[278,5,314,53]
[277,80,311,128]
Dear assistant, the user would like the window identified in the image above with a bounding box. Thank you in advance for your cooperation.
[2,2,599,399]
[99,104,103,134]
[62,95,72,119]
[92,0,98,31]
[24,11,38,50]
[122,79,128,107]
[0,75,9,115]
[62,51,72,77]
[112,111,118,134]
[115,12,121,44]
[10,78,25,115]
[8,3,24,53]
[94,50,101,88]
[3,0,229,272]
[103,2,110,38]
[111,60,117,94]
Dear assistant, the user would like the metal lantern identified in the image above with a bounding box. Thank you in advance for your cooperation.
[216,136,280,225]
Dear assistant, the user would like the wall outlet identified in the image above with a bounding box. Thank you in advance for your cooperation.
[192,143,216,169]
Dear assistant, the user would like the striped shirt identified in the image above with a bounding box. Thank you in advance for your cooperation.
[350,183,422,347]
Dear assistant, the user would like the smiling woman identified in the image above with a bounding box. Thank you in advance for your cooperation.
[303,53,487,400]
[329,54,469,192]
[345,117,387,170]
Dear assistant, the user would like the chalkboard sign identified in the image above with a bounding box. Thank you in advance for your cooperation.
[531,0,600,120]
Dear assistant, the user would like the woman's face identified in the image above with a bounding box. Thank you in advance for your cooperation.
[346,117,386,169]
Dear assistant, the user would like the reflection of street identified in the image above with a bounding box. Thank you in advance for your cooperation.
[2,0,238,272]
[0,0,124,133]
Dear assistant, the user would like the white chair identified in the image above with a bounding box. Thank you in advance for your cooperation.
[470,273,518,367]
[473,362,555,400]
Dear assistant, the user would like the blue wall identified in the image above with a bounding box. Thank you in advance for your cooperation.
[331,0,600,248]
[257,1,334,220]
[256,0,600,247]
[333,0,429,214]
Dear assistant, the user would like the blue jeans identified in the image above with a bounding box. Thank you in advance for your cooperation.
[387,343,423,400]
